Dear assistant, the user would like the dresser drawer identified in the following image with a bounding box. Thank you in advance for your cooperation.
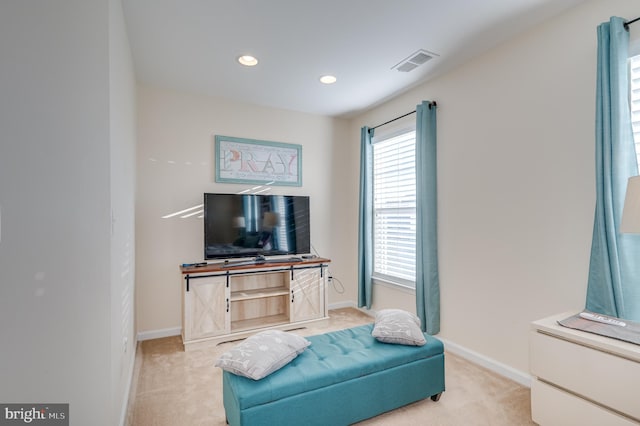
[530,330,640,421]
[531,378,637,426]
[531,378,638,426]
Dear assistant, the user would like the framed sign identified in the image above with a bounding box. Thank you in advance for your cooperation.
[215,135,302,186]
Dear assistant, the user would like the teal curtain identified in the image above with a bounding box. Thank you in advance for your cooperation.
[586,17,640,321]
[358,126,374,309]
[415,101,440,334]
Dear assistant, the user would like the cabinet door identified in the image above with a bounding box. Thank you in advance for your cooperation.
[184,275,229,341]
[290,268,325,323]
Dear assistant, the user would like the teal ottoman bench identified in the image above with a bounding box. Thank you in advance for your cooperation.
[222,323,445,426]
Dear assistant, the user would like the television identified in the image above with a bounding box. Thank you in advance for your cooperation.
[204,193,311,260]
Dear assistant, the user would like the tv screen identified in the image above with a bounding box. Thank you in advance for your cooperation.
[204,193,311,260]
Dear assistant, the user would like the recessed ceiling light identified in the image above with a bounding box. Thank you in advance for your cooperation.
[238,55,258,67]
[319,75,337,84]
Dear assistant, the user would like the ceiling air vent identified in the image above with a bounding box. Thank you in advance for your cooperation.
[392,49,438,72]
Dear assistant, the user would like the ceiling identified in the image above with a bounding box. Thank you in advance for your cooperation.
[122,0,585,118]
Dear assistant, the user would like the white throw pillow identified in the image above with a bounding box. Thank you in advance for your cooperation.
[372,309,427,346]
[215,330,311,380]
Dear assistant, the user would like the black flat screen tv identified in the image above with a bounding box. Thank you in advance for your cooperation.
[204,193,311,260]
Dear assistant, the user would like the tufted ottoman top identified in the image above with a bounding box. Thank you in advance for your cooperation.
[225,323,444,409]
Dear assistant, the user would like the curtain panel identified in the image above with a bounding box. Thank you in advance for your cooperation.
[357,126,374,309]
[415,101,440,334]
[586,16,640,321]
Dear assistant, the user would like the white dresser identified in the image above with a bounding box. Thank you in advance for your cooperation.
[530,312,640,425]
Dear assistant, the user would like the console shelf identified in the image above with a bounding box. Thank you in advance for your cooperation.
[230,287,289,301]
[231,314,290,333]
[180,258,330,350]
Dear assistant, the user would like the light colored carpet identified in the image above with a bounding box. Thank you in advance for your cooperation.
[126,308,535,425]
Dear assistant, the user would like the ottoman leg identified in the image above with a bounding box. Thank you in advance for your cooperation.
[430,392,442,402]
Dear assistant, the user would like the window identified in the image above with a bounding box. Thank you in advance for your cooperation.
[372,129,416,288]
[630,54,640,168]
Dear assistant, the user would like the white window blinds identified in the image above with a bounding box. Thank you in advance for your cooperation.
[372,130,416,287]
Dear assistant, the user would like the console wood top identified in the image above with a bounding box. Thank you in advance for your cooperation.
[180,257,331,274]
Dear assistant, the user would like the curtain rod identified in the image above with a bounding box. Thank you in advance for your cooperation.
[369,101,437,133]
[625,16,640,29]
[370,110,415,132]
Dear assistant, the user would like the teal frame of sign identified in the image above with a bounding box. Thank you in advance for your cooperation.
[215,135,302,186]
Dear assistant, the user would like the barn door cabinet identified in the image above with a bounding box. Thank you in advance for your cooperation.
[181,258,330,350]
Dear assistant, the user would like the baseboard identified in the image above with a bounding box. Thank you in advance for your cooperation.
[136,327,181,342]
[329,301,377,318]
[119,346,137,426]
[136,305,371,342]
[329,300,530,387]
[439,337,532,388]
[134,305,372,341]
[359,307,375,318]
[138,306,367,341]
[328,300,356,310]
[133,308,531,388]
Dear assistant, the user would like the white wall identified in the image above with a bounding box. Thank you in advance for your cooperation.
[0,1,136,424]
[337,0,639,376]
[135,85,348,334]
[109,0,137,423]
[134,0,638,384]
